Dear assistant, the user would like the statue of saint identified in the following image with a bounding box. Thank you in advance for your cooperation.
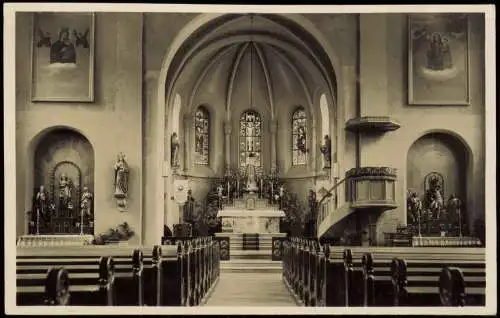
[244,163,259,193]
[429,185,444,219]
[171,132,180,167]
[320,135,332,167]
[59,174,73,209]
[407,190,423,226]
[36,185,48,216]
[217,184,224,209]
[446,194,462,224]
[80,186,93,217]
[114,153,129,197]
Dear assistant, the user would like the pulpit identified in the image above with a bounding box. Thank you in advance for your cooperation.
[216,193,285,234]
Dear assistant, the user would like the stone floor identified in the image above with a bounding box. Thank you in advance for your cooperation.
[203,272,297,306]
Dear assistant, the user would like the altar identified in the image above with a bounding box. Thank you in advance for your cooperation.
[216,193,285,234]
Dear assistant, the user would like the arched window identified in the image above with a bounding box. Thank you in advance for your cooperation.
[319,94,330,139]
[292,107,307,166]
[239,110,262,171]
[194,106,210,165]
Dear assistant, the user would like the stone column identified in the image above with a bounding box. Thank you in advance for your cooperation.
[183,114,191,172]
[224,121,232,173]
[269,119,277,173]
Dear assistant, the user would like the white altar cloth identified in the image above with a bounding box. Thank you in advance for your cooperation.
[217,209,285,218]
[217,209,285,233]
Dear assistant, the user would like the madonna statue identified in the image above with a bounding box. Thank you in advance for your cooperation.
[114,153,129,199]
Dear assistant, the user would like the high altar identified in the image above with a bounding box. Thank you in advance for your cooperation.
[216,162,285,234]
[217,193,285,233]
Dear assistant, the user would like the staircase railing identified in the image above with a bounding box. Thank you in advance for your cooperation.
[316,177,347,230]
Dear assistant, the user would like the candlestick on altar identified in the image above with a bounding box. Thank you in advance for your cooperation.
[36,208,40,235]
[458,210,462,237]
[227,181,231,202]
[236,177,239,198]
[270,182,274,203]
[80,210,84,235]
[417,213,422,237]
[260,178,263,198]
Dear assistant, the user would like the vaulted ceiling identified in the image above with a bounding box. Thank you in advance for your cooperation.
[167,14,337,114]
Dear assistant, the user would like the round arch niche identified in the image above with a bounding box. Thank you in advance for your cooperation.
[406,132,471,229]
[33,128,95,235]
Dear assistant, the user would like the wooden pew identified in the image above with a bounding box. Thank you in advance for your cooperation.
[17,246,151,306]
[17,237,221,307]
[17,255,115,306]
[340,247,485,307]
[45,267,70,305]
[283,239,486,308]
[391,256,485,306]
[157,237,220,306]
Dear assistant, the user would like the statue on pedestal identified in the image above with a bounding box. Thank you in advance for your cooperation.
[113,152,129,210]
[407,190,423,235]
[81,186,93,218]
[320,135,332,168]
[447,194,463,235]
[171,132,180,168]
[35,185,53,233]
[36,185,48,215]
[217,184,224,209]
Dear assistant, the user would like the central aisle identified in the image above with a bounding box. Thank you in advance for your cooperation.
[203,272,298,306]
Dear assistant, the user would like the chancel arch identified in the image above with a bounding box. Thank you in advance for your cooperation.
[160,13,340,232]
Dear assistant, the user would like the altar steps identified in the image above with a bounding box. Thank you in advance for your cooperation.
[220,260,282,273]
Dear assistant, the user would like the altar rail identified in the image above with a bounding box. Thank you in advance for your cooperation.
[16,237,220,306]
[282,237,486,307]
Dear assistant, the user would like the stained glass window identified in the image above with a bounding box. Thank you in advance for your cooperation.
[239,110,262,171]
[194,106,209,165]
[292,107,307,165]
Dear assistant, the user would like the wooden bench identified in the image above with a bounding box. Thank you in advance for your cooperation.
[154,237,220,306]
[338,247,486,307]
[390,256,485,306]
[283,238,486,308]
[283,237,330,307]
[17,255,116,306]
[16,237,221,307]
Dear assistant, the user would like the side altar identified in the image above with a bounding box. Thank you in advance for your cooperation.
[217,193,285,233]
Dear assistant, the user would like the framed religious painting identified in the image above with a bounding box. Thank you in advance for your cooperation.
[408,13,470,106]
[31,12,95,102]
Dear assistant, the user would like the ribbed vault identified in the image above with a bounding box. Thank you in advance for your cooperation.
[166,14,337,119]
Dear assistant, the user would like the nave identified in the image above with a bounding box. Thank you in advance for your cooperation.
[203,272,296,306]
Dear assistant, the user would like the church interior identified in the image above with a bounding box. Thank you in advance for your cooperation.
[10,10,490,309]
